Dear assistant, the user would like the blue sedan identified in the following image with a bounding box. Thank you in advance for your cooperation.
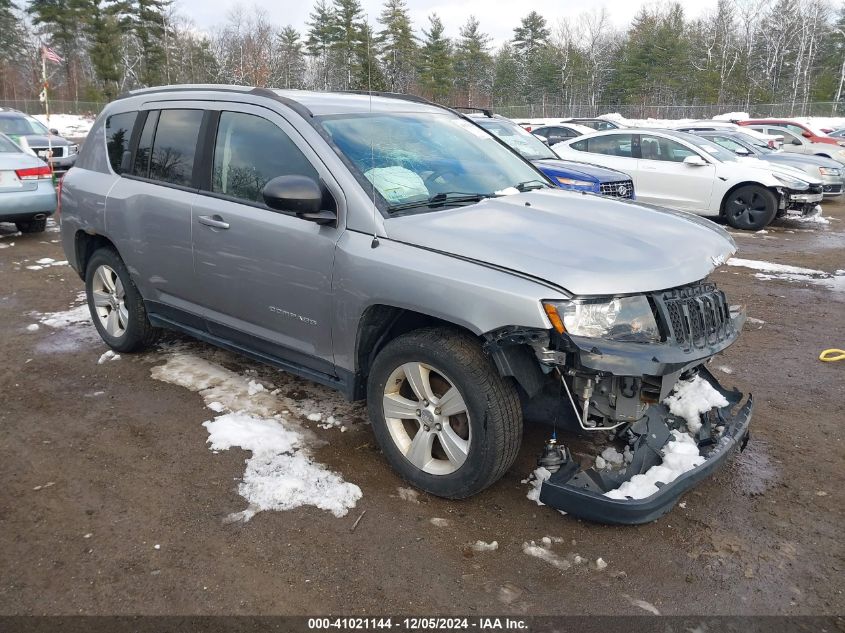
[0,133,56,233]
[469,114,636,200]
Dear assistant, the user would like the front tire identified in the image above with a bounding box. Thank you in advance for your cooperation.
[367,327,522,499]
[723,185,778,230]
[85,248,158,353]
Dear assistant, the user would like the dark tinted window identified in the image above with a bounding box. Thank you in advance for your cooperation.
[212,112,318,204]
[639,134,697,162]
[585,134,634,158]
[132,111,159,178]
[570,139,587,151]
[106,111,137,173]
[148,109,203,186]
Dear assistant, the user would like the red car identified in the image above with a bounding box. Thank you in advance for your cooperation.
[738,119,841,146]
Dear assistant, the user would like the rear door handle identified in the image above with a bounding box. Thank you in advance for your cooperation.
[198,215,229,230]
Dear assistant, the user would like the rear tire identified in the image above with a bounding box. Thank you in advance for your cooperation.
[722,185,778,230]
[15,218,47,233]
[367,327,522,499]
[85,247,158,353]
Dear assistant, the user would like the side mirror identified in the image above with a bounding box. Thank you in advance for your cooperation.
[735,147,751,156]
[534,134,549,145]
[683,155,708,166]
[49,128,59,135]
[802,131,812,138]
[262,175,336,225]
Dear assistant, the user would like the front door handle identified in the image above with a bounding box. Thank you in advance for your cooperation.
[198,215,229,230]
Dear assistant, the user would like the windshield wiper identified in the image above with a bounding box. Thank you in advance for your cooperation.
[515,179,550,192]
[387,191,495,213]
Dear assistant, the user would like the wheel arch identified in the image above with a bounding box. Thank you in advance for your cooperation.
[719,181,781,216]
[74,231,118,279]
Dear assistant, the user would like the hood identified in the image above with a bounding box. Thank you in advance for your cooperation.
[14,134,71,147]
[385,189,736,296]
[533,159,630,183]
[766,152,841,169]
[736,157,823,185]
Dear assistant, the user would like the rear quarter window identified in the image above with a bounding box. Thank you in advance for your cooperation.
[106,111,138,174]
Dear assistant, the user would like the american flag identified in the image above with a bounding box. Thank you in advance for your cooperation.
[42,46,63,64]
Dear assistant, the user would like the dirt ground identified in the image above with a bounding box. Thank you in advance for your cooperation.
[0,198,843,617]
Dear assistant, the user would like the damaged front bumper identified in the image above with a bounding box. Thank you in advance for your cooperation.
[539,368,752,525]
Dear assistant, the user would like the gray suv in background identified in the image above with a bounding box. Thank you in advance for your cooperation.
[59,86,753,524]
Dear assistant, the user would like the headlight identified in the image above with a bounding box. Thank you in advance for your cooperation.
[819,167,841,176]
[67,144,78,155]
[773,173,809,190]
[837,141,845,147]
[556,177,595,187]
[542,296,660,343]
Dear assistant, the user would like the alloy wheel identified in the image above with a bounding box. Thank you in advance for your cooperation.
[91,264,128,338]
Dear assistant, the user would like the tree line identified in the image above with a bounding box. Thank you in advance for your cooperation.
[1,0,843,115]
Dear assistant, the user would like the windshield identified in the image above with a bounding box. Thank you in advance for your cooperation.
[475,118,558,160]
[734,133,773,153]
[0,134,21,153]
[0,116,49,136]
[319,112,548,214]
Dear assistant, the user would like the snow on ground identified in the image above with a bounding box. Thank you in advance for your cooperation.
[728,257,845,291]
[522,466,552,505]
[430,517,450,527]
[0,242,13,249]
[26,257,68,270]
[97,350,120,364]
[663,375,729,435]
[397,487,420,503]
[32,113,95,138]
[471,540,499,552]
[604,431,705,501]
[36,294,91,329]
[150,352,362,521]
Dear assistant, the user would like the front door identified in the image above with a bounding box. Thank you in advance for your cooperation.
[634,134,715,212]
[190,106,343,373]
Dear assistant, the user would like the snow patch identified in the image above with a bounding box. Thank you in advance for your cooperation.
[471,540,499,552]
[97,350,120,364]
[150,353,361,520]
[26,323,39,332]
[429,517,449,527]
[523,466,551,505]
[32,113,95,138]
[38,302,91,329]
[663,375,729,434]
[605,431,705,500]
[728,257,844,292]
[397,487,420,503]
[522,541,571,570]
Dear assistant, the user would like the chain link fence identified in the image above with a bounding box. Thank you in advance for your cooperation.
[0,99,107,116]
[494,102,845,120]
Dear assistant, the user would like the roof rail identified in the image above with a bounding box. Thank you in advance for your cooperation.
[339,90,441,107]
[451,106,493,118]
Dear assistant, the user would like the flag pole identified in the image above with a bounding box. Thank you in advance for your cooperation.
[41,47,54,178]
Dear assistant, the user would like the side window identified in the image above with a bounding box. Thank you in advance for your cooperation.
[639,135,697,162]
[105,111,137,174]
[148,109,203,186]
[211,111,319,204]
[132,111,159,178]
[780,130,803,146]
[585,134,634,158]
[569,139,587,151]
[785,124,806,137]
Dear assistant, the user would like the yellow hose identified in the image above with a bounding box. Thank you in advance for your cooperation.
[819,349,845,362]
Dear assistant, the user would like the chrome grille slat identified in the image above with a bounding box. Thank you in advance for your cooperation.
[656,282,734,352]
[599,179,634,199]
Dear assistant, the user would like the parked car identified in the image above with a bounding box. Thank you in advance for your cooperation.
[0,108,79,176]
[692,129,843,197]
[671,120,783,148]
[564,118,622,131]
[0,132,57,233]
[60,86,753,525]
[828,128,845,139]
[466,113,635,199]
[744,123,845,164]
[553,129,823,230]
[531,122,595,145]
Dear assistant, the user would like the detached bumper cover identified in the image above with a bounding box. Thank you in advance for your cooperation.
[539,369,753,525]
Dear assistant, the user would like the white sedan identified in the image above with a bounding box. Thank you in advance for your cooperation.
[552,129,824,230]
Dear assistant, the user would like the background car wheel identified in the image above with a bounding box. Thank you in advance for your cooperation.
[367,327,522,499]
[15,218,47,233]
[85,248,158,353]
[723,185,777,230]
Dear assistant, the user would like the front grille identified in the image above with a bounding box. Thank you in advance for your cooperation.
[808,183,823,195]
[599,179,634,199]
[654,282,734,352]
[823,184,842,193]
[32,146,64,158]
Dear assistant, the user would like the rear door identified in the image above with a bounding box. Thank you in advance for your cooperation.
[190,104,343,373]
[635,134,715,212]
[571,132,640,176]
[105,105,206,326]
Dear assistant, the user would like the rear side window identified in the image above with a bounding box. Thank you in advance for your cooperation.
[0,134,19,152]
[211,111,318,204]
[585,134,634,158]
[106,111,138,174]
[569,139,587,151]
[132,111,159,178]
[148,109,203,186]
[639,135,697,162]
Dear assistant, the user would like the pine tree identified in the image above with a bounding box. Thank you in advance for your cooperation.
[0,0,24,60]
[353,20,386,90]
[416,13,452,102]
[492,43,520,107]
[376,0,416,93]
[27,0,89,98]
[453,16,492,107]
[329,0,365,90]
[131,0,172,86]
[305,0,335,90]
[277,26,306,89]
[512,10,549,59]
[86,0,123,99]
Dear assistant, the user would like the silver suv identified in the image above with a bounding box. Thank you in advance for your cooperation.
[59,86,753,524]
